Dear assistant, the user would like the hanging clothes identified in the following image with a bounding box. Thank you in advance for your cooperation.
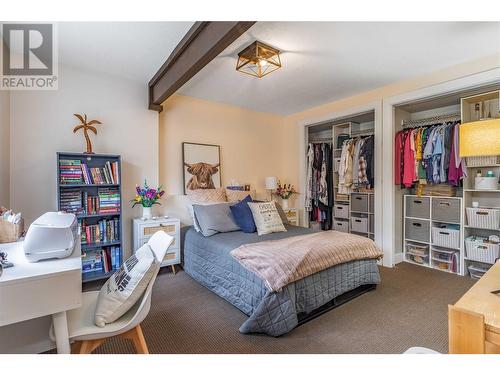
[359,136,374,188]
[394,120,465,187]
[305,144,314,212]
[394,131,404,185]
[305,142,333,230]
[338,139,354,194]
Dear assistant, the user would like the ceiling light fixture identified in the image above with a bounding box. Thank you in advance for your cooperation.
[236,41,281,78]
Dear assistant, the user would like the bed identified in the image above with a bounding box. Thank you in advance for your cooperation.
[181,224,381,337]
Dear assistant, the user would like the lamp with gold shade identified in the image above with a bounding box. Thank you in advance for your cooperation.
[459,118,500,157]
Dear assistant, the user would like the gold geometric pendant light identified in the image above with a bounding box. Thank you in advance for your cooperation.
[236,41,281,78]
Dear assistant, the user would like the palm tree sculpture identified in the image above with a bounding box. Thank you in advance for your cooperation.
[72,113,102,154]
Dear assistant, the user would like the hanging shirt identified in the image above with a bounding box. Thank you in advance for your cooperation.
[432,128,443,184]
[305,144,314,211]
[402,131,416,188]
[318,143,328,205]
[352,138,364,185]
[394,131,403,185]
[338,140,353,194]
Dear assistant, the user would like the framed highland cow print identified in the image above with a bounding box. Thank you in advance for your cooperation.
[182,142,221,194]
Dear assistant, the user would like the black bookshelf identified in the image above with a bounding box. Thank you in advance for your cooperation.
[57,152,123,283]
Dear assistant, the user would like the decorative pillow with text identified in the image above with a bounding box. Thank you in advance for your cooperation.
[247,201,287,236]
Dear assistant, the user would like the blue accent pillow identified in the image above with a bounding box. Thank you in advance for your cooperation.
[230,195,256,233]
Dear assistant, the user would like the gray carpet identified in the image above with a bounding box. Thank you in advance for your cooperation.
[89,262,474,354]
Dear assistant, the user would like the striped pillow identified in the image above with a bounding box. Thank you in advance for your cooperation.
[225,189,256,202]
[186,188,227,203]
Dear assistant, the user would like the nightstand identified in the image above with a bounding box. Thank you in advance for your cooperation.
[284,208,299,226]
[133,217,181,274]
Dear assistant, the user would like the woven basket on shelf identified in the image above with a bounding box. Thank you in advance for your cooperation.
[0,219,24,243]
[466,156,500,167]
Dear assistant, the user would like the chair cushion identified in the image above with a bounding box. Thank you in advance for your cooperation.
[230,195,256,233]
[247,201,287,236]
[94,243,159,327]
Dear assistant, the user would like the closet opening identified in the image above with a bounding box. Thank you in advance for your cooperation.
[393,83,500,279]
[305,110,376,242]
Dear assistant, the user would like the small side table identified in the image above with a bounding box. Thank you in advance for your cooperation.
[284,208,299,226]
[133,217,181,274]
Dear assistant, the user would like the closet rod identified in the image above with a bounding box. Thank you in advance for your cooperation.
[350,131,374,138]
[309,138,333,144]
[401,112,461,129]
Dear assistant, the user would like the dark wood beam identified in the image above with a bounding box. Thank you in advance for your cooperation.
[148,21,256,112]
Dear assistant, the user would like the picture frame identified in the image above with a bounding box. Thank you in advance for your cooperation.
[182,142,221,194]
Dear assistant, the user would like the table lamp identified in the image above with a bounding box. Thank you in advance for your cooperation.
[265,176,278,202]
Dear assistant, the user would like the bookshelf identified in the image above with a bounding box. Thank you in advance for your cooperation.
[56,152,123,283]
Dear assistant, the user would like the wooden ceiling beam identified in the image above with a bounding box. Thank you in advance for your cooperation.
[148,21,256,112]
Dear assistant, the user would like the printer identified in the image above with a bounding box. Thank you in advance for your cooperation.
[23,212,78,262]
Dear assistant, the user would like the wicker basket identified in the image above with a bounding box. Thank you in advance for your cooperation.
[466,207,500,229]
[0,219,24,243]
[432,226,460,249]
[465,238,500,264]
[466,155,500,167]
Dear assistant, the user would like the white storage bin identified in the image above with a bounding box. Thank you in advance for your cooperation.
[465,238,500,264]
[432,226,460,249]
[333,219,349,233]
[334,204,349,219]
[406,253,428,265]
[475,176,499,190]
[467,264,490,279]
[466,207,500,229]
[350,216,368,233]
[406,242,428,257]
[466,155,500,167]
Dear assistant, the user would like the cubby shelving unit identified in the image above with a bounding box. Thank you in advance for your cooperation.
[331,121,375,239]
[57,152,123,283]
[403,195,464,275]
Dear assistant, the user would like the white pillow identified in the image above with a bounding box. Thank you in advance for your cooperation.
[247,201,287,236]
[94,243,159,327]
[187,204,202,232]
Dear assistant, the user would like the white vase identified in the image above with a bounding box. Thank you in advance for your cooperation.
[142,206,152,219]
[281,198,289,210]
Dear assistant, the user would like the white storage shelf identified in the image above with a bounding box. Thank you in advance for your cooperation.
[403,195,464,275]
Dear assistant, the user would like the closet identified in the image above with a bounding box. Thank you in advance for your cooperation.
[394,86,500,278]
[306,111,375,237]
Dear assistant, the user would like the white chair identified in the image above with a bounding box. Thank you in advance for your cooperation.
[403,347,441,354]
[51,231,173,354]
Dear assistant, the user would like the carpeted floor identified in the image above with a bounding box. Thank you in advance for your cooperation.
[86,262,474,354]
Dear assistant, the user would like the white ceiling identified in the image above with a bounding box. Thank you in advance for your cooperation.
[58,22,194,83]
[178,22,500,115]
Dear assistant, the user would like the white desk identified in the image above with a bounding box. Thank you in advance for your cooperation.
[0,241,82,353]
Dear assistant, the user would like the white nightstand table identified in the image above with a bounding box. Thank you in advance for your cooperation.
[133,217,181,274]
[284,208,299,226]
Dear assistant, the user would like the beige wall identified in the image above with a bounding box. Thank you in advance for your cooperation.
[282,55,500,195]
[0,91,9,208]
[158,95,295,223]
[10,65,158,258]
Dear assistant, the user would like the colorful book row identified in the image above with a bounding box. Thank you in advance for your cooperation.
[82,246,121,274]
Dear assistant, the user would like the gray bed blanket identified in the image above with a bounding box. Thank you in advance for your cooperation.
[182,225,380,337]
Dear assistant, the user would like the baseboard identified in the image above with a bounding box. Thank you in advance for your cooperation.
[394,252,405,264]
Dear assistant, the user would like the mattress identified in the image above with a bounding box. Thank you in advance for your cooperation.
[182,225,380,336]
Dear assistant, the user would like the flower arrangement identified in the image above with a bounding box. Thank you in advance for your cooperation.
[132,180,165,208]
[274,181,296,200]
